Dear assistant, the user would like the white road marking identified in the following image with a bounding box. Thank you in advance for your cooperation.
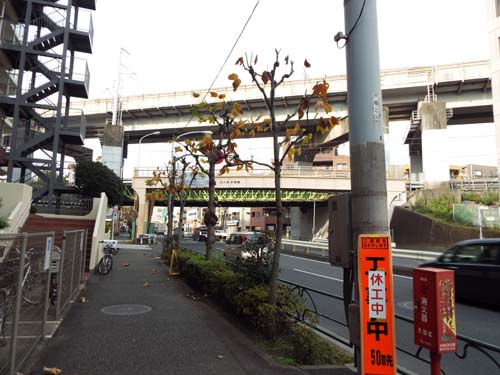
[282,254,329,264]
[394,274,413,280]
[283,254,414,280]
[292,268,343,282]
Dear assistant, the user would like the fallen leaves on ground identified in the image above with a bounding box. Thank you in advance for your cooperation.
[79,284,87,291]
[143,281,149,288]
[121,262,129,267]
[43,367,62,375]
[79,296,88,303]
[150,268,158,275]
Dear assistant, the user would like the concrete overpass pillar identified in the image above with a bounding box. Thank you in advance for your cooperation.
[419,101,450,188]
[135,187,148,237]
[101,124,124,178]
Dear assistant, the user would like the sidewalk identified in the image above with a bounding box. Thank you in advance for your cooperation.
[21,238,354,375]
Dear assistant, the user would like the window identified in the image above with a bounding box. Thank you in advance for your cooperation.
[479,245,500,265]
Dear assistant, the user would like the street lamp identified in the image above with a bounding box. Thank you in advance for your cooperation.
[137,131,160,173]
[171,130,213,159]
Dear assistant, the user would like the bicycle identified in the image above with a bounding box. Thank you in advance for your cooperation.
[97,241,119,275]
[1,247,42,306]
[0,273,16,347]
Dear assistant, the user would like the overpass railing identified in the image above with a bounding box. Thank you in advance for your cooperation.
[73,60,490,115]
[134,165,405,180]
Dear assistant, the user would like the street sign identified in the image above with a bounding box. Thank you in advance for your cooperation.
[226,152,237,166]
[358,234,397,375]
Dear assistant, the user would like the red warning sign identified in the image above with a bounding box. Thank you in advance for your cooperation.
[358,234,397,375]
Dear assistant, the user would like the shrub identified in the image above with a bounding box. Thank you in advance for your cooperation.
[414,194,455,222]
[289,326,352,365]
[171,249,351,366]
[233,284,317,338]
[463,191,498,206]
[0,198,9,229]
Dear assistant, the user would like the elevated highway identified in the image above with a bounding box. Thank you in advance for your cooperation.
[72,60,492,143]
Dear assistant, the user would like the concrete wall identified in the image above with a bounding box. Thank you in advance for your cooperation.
[0,182,32,216]
[0,183,32,234]
[390,206,500,251]
[89,193,108,270]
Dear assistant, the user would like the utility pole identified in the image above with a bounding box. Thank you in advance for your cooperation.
[112,47,130,126]
[342,0,390,373]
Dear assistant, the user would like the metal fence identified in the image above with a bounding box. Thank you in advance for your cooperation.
[280,279,500,375]
[0,232,54,375]
[453,203,500,230]
[0,230,87,375]
[52,230,87,321]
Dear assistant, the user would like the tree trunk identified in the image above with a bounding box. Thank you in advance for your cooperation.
[269,131,283,306]
[176,199,186,250]
[165,163,176,251]
[204,161,217,259]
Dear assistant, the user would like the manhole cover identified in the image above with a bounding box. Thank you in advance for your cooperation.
[397,301,414,310]
[101,304,152,316]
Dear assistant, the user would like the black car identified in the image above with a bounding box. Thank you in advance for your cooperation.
[419,238,500,308]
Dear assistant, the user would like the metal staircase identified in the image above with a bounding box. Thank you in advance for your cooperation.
[0,0,96,208]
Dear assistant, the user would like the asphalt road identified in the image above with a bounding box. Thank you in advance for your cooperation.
[181,238,500,375]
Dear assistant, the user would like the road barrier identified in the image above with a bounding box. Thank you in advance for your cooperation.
[282,239,441,261]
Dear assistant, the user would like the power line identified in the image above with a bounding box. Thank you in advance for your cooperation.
[183,0,261,128]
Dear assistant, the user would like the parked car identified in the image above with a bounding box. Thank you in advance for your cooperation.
[419,238,500,308]
[154,223,166,235]
[223,231,272,265]
[193,226,207,242]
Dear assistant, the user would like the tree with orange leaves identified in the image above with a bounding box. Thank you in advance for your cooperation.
[176,93,251,259]
[231,50,340,307]
[146,155,200,252]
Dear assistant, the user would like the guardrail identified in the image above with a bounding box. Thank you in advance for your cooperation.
[282,239,440,261]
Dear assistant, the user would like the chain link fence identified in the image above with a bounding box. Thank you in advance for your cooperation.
[453,204,500,230]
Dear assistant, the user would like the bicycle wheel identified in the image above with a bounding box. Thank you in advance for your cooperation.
[23,272,42,305]
[97,255,113,275]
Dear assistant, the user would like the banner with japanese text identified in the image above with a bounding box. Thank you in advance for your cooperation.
[358,234,397,375]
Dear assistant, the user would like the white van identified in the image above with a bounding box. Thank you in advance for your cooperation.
[223,232,272,265]
[154,223,166,235]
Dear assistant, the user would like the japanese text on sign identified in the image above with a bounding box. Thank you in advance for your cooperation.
[358,234,396,375]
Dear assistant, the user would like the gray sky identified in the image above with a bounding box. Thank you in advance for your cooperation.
[82,0,494,177]
[89,0,489,97]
